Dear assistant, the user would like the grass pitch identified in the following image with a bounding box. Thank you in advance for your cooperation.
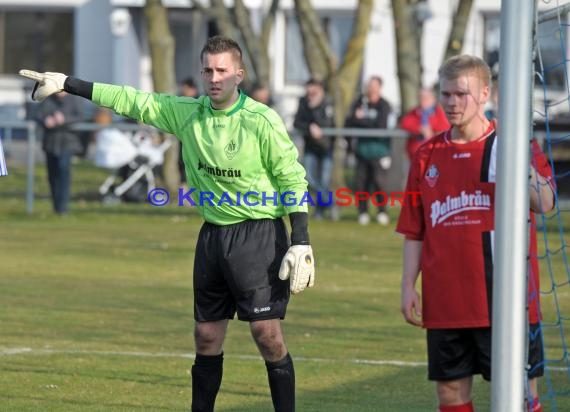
[0,160,567,411]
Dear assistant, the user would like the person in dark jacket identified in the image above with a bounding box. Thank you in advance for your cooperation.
[36,92,84,214]
[346,76,392,225]
[293,78,335,219]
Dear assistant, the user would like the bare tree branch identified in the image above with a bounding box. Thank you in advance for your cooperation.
[234,0,270,86]
[294,0,336,80]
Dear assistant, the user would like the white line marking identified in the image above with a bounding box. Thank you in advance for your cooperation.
[0,347,426,367]
[2,347,568,371]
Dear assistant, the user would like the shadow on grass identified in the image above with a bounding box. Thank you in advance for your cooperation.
[215,366,491,412]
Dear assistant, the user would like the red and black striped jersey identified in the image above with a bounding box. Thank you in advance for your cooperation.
[396,122,553,328]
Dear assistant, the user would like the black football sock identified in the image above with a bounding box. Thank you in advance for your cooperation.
[265,353,295,412]
[191,352,223,412]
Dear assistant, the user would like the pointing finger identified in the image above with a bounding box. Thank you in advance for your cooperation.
[19,70,44,82]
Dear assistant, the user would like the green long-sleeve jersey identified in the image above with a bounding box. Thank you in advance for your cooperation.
[92,84,308,225]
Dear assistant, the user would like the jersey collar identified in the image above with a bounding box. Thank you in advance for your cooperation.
[444,120,496,145]
[208,90,246,117]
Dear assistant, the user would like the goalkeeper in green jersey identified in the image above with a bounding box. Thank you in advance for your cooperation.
[20,35,314,412]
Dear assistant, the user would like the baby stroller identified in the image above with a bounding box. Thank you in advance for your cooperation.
[94,126,172,204]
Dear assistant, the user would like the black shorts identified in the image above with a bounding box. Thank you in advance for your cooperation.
[193,218,290,322]
[427,324,544,381]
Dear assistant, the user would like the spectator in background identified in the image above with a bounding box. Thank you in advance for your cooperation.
[293,77,335,220]
[250,83,274,107]
[180,77,199,98]
[178,77,200,185]
[400,86,450,162]
[36,92,84,214]
[345,75,392,226]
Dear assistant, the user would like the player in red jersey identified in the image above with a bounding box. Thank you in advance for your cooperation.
[396,55,555,412]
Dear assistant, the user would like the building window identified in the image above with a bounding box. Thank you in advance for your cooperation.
[483,11,569,90]
[0,11,74,75]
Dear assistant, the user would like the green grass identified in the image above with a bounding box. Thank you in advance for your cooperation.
[0,161,568,411]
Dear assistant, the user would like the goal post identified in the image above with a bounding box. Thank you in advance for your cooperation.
[491,1,537,411]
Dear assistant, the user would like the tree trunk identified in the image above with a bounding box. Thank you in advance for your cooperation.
[443,0,474,62]
[330,0,374,191]
[234,0,271,87]
[292,0,373,192]
[391,0,422,114]
[209,0,238,40]
[334,0,374,124]
[260,0,280,54]
[143,0,179,192]
[294,0,335,80]
[208,0,278,89]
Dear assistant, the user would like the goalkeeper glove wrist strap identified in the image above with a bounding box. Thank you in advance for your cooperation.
[64,77,93,100]
[289,212,310,245]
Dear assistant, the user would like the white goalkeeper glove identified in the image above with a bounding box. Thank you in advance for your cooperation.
[19,70,68,102]
[278,245,315,295]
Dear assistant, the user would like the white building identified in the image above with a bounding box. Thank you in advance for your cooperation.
[0,0,566,124]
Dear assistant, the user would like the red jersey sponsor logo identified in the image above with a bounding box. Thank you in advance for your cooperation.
[430,190,492,227]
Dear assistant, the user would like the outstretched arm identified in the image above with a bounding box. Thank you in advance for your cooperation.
[19,70,179,134]
[19,70,92,102]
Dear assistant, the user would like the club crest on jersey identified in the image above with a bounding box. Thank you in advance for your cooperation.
[224,139,240,160]
[425,164,439,188]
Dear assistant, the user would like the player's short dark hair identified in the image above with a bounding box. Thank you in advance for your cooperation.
[305,77,324,88]
[200,36,244,68]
